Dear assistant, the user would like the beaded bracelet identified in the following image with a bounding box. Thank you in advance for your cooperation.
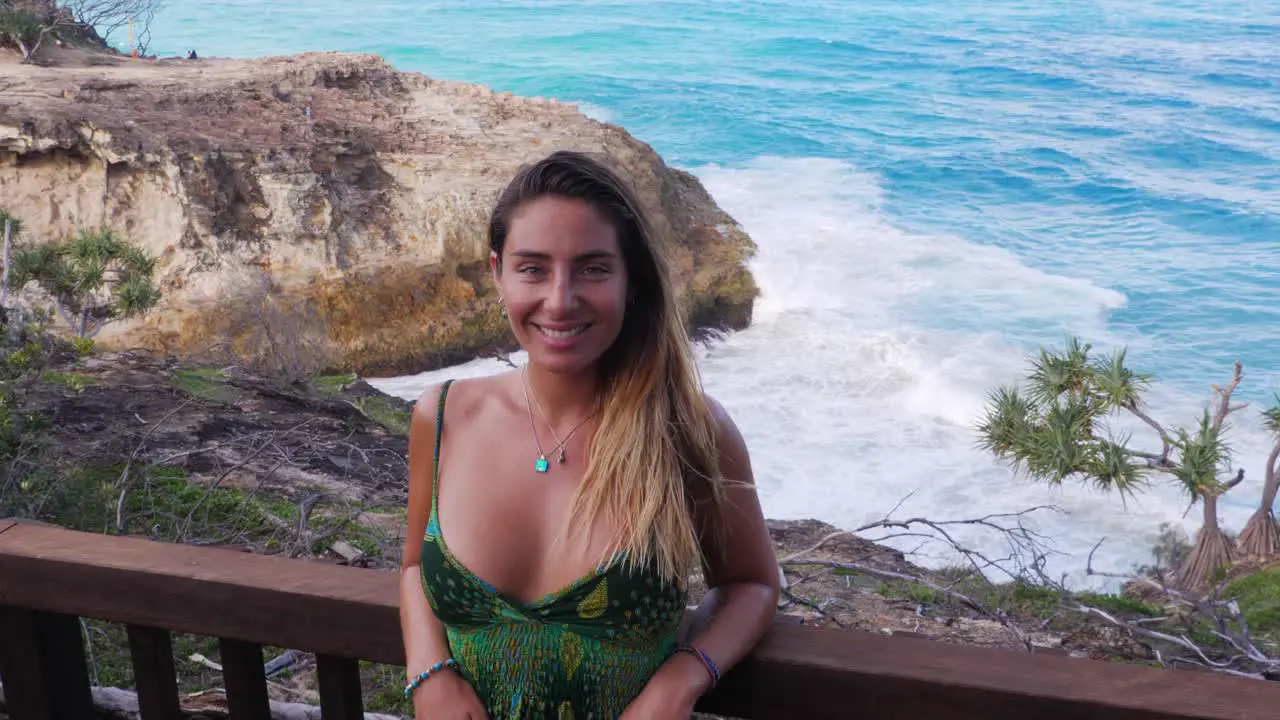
[672,644,720,688]
[403,657,458,699]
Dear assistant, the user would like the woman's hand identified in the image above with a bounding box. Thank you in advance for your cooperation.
[412,669,490,720]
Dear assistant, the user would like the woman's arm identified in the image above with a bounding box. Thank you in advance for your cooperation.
[399,384,487,718]
[626,395,782,714]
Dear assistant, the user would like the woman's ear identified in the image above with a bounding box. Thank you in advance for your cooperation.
[490,250,501,280]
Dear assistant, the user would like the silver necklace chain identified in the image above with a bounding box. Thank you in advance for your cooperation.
[520,365,597,470]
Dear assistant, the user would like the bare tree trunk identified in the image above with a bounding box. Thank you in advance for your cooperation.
[1238,439,1280,558]
[1177,493,1235,589]
[1,218,11,307]
[18,25,56,64]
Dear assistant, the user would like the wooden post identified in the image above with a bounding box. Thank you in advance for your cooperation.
[0,606,94,720]
[317,654,365,719]
[219,637,271,720]
[127,624,182,720]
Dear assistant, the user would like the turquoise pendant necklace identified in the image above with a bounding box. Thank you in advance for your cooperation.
[520,365,597,474]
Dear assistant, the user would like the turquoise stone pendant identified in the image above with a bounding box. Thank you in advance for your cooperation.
[535,456,550,473]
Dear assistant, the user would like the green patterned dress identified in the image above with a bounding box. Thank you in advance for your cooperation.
[419,380,687,719]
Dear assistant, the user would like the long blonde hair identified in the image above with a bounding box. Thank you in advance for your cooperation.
[489,150,726,583]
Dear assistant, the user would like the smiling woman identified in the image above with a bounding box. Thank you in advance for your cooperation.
[397,150,780,719]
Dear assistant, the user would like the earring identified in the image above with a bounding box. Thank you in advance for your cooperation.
[499,298,507,319]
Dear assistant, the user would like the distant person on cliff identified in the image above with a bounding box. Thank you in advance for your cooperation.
[398,150,780,719]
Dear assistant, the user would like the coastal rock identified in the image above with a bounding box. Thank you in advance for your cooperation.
[0,51,758,376]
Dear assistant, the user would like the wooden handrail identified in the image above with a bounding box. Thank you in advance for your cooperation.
[2,518,1279,719]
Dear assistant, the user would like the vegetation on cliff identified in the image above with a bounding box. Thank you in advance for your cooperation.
[0,0,156,63]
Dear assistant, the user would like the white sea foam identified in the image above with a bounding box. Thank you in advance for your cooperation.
[572,101,615,123]
[369,156,1277,590]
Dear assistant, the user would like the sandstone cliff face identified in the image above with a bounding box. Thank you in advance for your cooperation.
[0,52,757,376]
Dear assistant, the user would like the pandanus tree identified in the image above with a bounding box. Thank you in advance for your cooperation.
[9,226,161,339]
[1236,403,1280,558]
[976,338,1252,589]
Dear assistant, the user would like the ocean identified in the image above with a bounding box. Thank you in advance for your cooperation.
[145,0,1279,587]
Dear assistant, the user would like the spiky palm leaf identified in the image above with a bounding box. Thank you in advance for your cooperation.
[11,244,74,302]
[1023,418,1092,484]
[1088,435,1148,496]
[976,385,1036,458]
[1090,347,1152,413]
[1170,411,1229,499]
[1263,397,1280,436]
[113,275,161,316]
[1027,337,1093,406]
[69,227,125,262]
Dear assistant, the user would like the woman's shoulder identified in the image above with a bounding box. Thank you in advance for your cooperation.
[702,392,753,477]
[409,372,515,435]
[702,392,743,441]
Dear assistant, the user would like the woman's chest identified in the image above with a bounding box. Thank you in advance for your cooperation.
[434,441,620,606]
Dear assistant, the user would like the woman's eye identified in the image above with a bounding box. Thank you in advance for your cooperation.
[581,265,610,276]
[518,265,543,276]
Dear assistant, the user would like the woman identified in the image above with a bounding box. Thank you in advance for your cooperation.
[399,150,780,719]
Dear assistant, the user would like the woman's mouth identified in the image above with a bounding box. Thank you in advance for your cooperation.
[534,324,590,340]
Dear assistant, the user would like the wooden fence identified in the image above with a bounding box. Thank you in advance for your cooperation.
[1,519,1277,719]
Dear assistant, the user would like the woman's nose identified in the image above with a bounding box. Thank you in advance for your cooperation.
[543,271,579,314]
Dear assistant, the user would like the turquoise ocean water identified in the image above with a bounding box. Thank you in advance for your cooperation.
[146,1,1279,585]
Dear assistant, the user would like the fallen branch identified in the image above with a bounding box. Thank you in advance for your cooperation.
[781,557,1032,650]
[778,496,1062,585]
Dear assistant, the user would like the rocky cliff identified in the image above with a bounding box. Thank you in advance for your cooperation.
[0,51,757,376]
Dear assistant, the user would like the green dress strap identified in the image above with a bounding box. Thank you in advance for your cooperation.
[429,378,455,527]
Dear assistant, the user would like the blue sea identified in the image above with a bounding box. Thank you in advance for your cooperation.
[145,1,1279,586]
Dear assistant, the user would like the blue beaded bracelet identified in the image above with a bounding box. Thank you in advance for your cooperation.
[673,644,720,688]
[403,657,458,698]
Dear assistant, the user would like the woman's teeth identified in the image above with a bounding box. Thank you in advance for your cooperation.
[536,325,587,339]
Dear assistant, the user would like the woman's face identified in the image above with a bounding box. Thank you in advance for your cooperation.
[492,195,630,376]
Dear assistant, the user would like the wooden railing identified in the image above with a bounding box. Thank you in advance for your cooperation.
[1,518,1278,720]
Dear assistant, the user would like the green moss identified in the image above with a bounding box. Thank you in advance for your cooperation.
[314,373,358,394]
[1008,583,1061,616]
[1074,591,1162,617]
[874,580,944,605]
[355,395,412,436]
[41,370,98,392]
[1225,567,1280,634]
[170,368,239,403]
